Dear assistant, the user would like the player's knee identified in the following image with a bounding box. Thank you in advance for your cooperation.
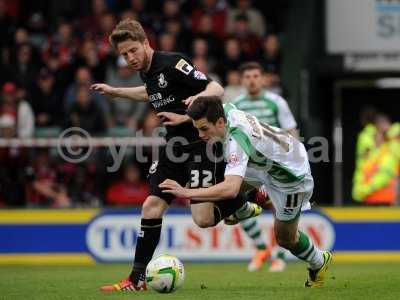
[142,196,167,219]
[192,215,215,228]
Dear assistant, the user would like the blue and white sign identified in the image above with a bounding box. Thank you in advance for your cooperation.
[326,0,400,53]
[85,212,335,262]
[1,208,400,264]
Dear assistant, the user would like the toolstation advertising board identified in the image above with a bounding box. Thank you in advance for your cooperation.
[1,208,400,264]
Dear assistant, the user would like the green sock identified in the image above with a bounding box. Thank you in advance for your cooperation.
[240,218,267,250]
[276,248,286,260]
[290,231,324,270]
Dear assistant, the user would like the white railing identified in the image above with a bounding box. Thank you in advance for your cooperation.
[0,137,166,148]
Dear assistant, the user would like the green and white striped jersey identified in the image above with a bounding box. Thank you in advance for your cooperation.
[233,90,296,130]
[223,103,311,191]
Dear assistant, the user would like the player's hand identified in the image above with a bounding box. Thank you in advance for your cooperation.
[183,96,197,107]
[90,83,116,97]
[159,179,189,198]
[157,112,190,126]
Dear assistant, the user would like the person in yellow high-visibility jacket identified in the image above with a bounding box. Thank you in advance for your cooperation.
[355,124,376,162]
[355,107,378,162]
[352,114,399,205]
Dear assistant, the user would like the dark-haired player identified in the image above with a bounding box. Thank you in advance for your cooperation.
[161,96,333,288]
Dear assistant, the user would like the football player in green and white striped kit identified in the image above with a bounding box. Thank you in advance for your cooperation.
[160,97,333,288]
[233,62,298,272]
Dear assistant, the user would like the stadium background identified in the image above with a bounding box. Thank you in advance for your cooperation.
[0,0,400,266]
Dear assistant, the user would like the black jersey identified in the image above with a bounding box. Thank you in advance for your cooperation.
[140,51,211,143]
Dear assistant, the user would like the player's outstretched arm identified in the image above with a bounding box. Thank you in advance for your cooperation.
[90,83,149,102]
[159,175,243,200]
[184,81,224,106]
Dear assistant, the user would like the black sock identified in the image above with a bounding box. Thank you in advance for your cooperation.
[213,193,246,224]
[129,218,162,284]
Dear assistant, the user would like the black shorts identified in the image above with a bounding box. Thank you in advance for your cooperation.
[148,140,225,204]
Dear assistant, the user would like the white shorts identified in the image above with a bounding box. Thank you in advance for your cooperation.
[244,171,314,222]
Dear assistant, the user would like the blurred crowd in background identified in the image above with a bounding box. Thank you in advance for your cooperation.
[0,0,286,207]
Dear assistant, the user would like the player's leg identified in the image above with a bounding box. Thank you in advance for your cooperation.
[100,151,179,292]
[129,195,169,284]
[271,187,332,287]
[253,187,287,272]
[241,218,268,252]
[129,155,184,284]
[242,217,271,271]
[274,218,331,287]
[100,195,168,292]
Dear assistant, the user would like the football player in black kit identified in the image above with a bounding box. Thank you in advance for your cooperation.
[91,19,262,292]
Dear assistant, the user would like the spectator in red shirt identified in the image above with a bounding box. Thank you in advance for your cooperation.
[106,161,149,206]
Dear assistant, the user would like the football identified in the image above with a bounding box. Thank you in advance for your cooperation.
[145,254,185,293]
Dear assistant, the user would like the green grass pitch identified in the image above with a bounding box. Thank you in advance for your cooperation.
[1,262,400,300]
